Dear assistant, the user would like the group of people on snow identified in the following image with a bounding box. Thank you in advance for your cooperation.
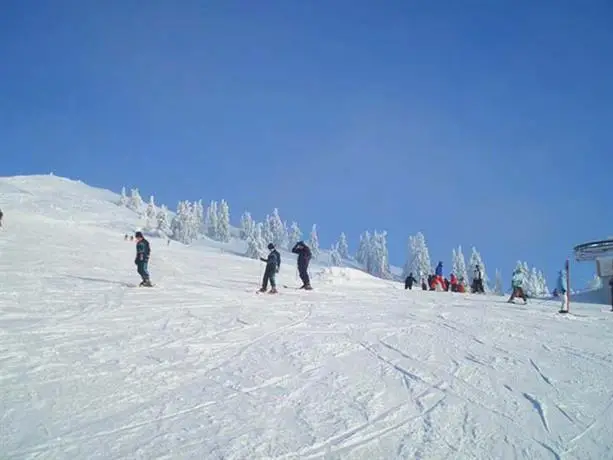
[258,240,313,294]
[404,262,483,294]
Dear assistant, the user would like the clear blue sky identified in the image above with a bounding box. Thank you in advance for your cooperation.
[2,0,612,288]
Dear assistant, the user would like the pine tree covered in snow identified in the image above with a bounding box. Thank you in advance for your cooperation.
[366,231,391,278]
[205,201,218,240]
[245,222,265,259]
[145,196,157,226]
[240,212,254,240]
[329,243,342,266]
[588,273,603,290]
[537,270,549,296]
[337,232,349,259]
[156,205,171,235]
[288,222,302,249]
[193,200,205,235]
[469,247,489,292]
[404,232,432,282]
[356,231,371,266]
[494,269,504,295]
[267,208,287,248]
[217,200,231,242]
[451,246,469,285]
[308,224,320,259]
[118,187,128,206]
[128,188,144,214]
[171,201,198,244]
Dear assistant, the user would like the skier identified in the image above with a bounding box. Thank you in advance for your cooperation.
[556,268,569,312]
[434,261,444,290]
[291,241,313,289]
[404,272,417,290]
[472,264,485,293]
[508,267,527,304]
[0,208,3,227]
[449,273,458,292]
[134,231,152,287]
[259,243,280,293]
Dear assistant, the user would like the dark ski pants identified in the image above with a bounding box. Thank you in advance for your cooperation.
[262,267,276,290]
[136,261,150,282]
[508,287,527,303]
[298,263,310,287]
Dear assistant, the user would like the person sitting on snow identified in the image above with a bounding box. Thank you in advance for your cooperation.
[508,268,527,304]
[259,243,280,294]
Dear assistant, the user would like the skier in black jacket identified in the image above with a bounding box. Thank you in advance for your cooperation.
[259,243,280,293]
[0,208,3,227]
[405,273,417,290]
[134,231,152,286]
[291,241,312,290]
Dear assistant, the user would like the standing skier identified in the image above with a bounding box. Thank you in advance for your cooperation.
[259,243,280,293]
[472,264,485,293]
[134,231,152,287]
[508,267,527,304]
[404,272,417,290]
[291,241,313,290]
[0,208,3,227]
[609,278,613,311]
[557,268,569,312]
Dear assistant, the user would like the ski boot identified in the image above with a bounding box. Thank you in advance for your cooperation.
[269,288,278,294]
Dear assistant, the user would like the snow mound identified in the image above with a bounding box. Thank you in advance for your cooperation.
[2,174,613,459]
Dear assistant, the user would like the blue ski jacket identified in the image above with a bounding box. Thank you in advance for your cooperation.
[557,270,567,293]
[435,262,443,277]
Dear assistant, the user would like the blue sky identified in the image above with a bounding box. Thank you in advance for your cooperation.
[1,0,612,288]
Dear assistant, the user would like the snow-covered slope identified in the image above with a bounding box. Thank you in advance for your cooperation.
[2,175,613,459]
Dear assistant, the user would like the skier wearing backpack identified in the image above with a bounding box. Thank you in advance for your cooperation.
[291,241,312,290]
[259,243,280,293]
[508,267,527,304]
[134,231,152,287]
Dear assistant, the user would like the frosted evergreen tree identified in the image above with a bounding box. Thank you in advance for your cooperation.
[308,224,320,260]
[205,201,218,239]
[240,211,254,240]
[217,200,231,242]
[118,187,128,206]
[156,205,171,235]
[145,196,157,225]
[494,269,504,295]
[588,273,603,290]
[469,246,489,292]
[526,267,540,297]
[337,232,349,259]
[128,188,144,214]
[329,243,342,266]
[451,246,469,284]
[404,232,432,282]
[245,222,265,259]
[356,231,372,265]
[368,231,391,278]
[267,208,286,248]
[537,270,549,296]
[171,201,195,244]
[288,221,302,249]
[261,216,274,246]
[193,200,205,235]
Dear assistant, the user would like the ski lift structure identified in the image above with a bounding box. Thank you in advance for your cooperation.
[573,238,613,304]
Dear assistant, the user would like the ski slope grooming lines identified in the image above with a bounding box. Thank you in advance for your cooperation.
[1,175,613,459]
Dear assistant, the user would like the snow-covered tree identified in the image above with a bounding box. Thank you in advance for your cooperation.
[118,187,128,206]
[205,201,218,239]
[171,200,197,244]
[494,269,504,295]
[287,221,302,249]
[156,205,171,235]
[536,270,549,296]
[337,232,349,259]
[217,200,230,242]
[404,232,432,282]
[588,273,603,290]
[127,188,144,214]
[145,196,157,224]
[261,216,274,246]
[469,246,489,292]
[240,211,254,240]
[329,243,342,266]
[356,231,372,265]
[451,246,469,285]
[245,222,265,259]
[308,224,320,259]
[267,208,287,248]
[367,230,391,278]
[193,200,205,235]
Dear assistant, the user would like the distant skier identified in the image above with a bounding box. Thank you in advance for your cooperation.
[434,262,444,290]
[291,241,313,290]
[405,272,417,290]
[449,273,458,292]
[259,243,280,294]
[134,231,152,287]
[556,268,569,312]
[0,208,3,227]
[472,264,485,293]
[609,278,613,311]
[508,267,527,304]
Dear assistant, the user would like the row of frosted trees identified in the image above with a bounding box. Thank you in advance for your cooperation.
[117,188,550,296]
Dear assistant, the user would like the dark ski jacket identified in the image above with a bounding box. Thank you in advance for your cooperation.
[136,238,151,263]
[405,274,416,289]
[261,249,280,272]
[291,242,312,268]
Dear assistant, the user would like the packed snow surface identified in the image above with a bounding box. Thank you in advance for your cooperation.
[2,175,613,459]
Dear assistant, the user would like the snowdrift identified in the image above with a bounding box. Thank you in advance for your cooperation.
[2,174,613,459]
